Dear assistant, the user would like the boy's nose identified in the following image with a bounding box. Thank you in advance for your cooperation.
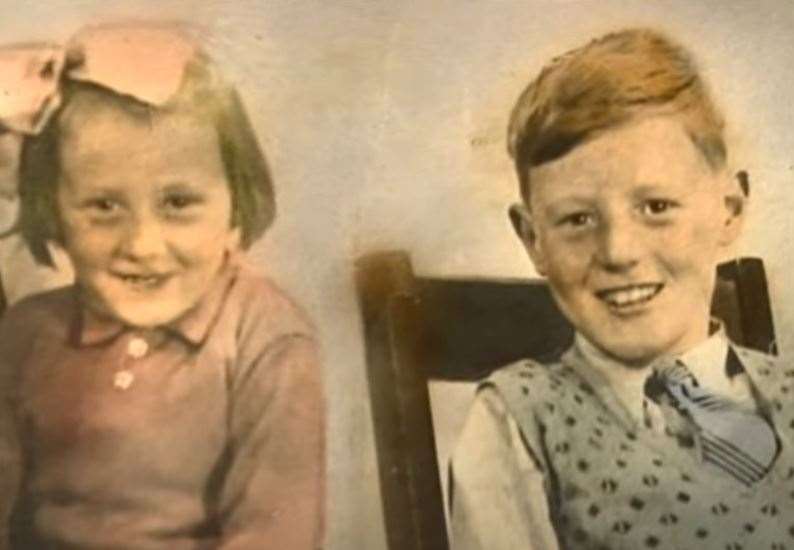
[595,217,641,272]
[117,216,168,261]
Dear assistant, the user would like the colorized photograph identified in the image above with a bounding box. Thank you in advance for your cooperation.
[1,2,793,550]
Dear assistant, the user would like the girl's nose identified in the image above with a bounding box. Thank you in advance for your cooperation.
[595,216,641,272]
[117,215,168,261]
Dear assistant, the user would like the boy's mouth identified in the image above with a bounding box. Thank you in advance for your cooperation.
[595,283,663,309]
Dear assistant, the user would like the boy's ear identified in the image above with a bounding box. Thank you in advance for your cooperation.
[509,203,548,276]
[717,171,746,247]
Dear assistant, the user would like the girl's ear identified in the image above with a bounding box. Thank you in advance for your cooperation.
[508,203,548,276]
[226,226,242,253]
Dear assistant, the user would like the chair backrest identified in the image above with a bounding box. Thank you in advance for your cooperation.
[0,274,6,317]
[355,250,776,550]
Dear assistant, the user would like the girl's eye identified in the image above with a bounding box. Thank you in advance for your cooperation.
[85,198,121,214]
[162,194,203,211]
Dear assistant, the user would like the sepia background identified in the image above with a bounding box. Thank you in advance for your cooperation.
[3,1,794,548]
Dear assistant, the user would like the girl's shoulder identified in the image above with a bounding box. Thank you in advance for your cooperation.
[222,259,316,341]
[2,284,76,330]
[0,284,77,357]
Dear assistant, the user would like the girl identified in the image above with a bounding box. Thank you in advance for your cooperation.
[0,23,324,549]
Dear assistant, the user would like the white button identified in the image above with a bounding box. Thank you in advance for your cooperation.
[114,370,135,390]
[127,337,149,359]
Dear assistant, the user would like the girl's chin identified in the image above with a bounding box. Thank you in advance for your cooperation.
[94,297,188,328]
[111,306,185,328]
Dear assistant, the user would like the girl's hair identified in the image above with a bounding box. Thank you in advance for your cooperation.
[507,28,726,203]
[18,49,275,266]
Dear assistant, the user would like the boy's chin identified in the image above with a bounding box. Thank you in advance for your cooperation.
[588,334,674,368]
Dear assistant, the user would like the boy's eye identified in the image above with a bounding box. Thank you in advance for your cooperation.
[558,212,595,227]
[640,199,679,216]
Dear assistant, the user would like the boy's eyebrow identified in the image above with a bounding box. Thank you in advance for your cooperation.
[631,183,667,195]
[631,182,694,197]
[541,195,594,217]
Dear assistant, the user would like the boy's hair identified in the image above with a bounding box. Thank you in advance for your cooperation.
[18,50,275,266]
[507,28,726,203]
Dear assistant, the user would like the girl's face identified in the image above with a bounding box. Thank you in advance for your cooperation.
[56,99,240,328]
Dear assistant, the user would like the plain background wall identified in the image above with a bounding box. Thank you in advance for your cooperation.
[2,1,794,548]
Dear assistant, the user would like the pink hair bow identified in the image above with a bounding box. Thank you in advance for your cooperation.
[0,23,198,136]
[0,23,199,198]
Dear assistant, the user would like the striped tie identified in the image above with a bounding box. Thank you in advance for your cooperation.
[644,356,778,486]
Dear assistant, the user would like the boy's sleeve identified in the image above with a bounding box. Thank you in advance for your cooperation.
[216,332,325,550]
[449,387,559,550]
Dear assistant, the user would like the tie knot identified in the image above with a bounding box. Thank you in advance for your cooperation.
[644,358,697,403]
[656,358,696,383]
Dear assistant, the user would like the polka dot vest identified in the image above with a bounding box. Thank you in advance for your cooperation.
[486,345,794,550]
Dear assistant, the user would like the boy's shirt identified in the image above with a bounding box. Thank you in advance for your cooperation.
[573,330,758,428]
[450,331,771,550]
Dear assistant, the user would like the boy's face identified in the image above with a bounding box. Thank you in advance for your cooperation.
[512,116,744,365]
[56,100,240,328]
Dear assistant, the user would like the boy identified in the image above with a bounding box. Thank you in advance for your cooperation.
[450,28,793,550]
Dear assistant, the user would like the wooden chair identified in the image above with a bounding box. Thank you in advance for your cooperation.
[0,275,6,316]
[355,250,776,550]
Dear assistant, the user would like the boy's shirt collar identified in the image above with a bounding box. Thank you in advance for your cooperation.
[75,258,238,348]
[570,329,738,422]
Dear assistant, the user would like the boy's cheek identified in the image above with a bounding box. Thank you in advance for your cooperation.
[539,237,592,275]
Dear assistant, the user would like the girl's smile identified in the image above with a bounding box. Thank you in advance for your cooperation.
[110,270,173,290]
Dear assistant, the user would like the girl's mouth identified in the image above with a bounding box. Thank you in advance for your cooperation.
[595,283,663,309]
[112,272,171,290]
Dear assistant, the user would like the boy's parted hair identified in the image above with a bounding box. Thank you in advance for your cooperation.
[18,50,275,266]
[507,28,727,203]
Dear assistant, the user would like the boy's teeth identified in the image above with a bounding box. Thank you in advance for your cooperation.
[602,284,660,307]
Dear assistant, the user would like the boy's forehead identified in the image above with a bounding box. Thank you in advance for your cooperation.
[529,116,718,196]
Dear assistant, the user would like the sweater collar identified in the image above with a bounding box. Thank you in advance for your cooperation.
[566,329,732,423]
